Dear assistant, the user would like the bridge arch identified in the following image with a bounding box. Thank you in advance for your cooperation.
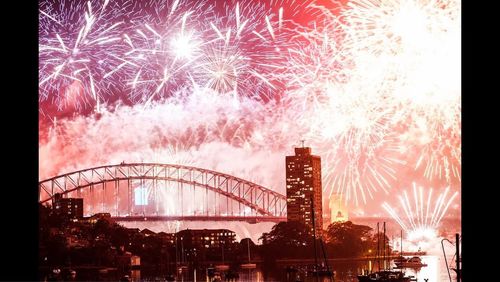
[39,163,287,221]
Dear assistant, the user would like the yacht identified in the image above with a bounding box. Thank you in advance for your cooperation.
[357,270,415,282]
[394,256,427,268]
[358,225,415,282]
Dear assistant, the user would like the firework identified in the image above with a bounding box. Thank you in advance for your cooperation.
[39,0,134,111]
[279,8,402,205]
[382,183,458,239]
[39,0,461,211]
[341,0,462,182]
[121,0,300,104]
[118,0,215,104]
[39,0,320,109]
[273,0,461,205]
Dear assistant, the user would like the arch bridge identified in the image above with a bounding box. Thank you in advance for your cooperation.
[39,163,287,223]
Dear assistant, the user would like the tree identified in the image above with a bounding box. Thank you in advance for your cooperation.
[325,221,373,257]
[109,224,129,248]
[259,221,314,260]
[237,238,257,263]
[261,221,311,247]
[91,219,112,239]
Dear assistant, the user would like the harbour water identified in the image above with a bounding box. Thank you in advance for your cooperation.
[135,255,456,282]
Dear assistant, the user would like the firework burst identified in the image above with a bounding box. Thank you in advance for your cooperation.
[39,0,133,111]
[382,183,458,239]
[280,9,402,205]
[118,0,214,104]
[342,0,462,183]
[272,0,461,205]
[39,0,322,109]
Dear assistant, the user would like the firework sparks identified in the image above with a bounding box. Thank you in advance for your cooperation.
[39,0,461,212]
[272,0,461,205]
[382,183,458,239]
[39,0,317,108]
[341,0,462,183]
[39,0,131,110]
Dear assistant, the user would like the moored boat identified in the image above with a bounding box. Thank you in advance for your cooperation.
[357,270,415,282]
[394,256,427,268]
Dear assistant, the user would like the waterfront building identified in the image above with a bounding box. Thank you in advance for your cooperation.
[285,146,323,237]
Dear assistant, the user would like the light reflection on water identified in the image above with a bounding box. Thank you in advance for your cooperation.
[331,256,456,282]
[140,255,457,282]
[403,255,456,282]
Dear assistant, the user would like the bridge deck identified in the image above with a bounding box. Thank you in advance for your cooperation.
[112,215,287,223]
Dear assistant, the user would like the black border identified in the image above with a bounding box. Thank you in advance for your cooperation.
[461,0,488,279]
[1,0,39,281]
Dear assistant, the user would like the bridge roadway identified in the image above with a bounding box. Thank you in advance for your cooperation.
[112,215,287,224]
[39,163,288,221]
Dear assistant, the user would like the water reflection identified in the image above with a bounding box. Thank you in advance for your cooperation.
[403,255,456,282]
[137,255,456,282]
[331,255,456,282]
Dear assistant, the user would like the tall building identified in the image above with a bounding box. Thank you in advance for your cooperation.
[176,229,236,250]
[286,146,323,237]
[176,229,236,262]
[329,193,349,223]
[52,193,84,219]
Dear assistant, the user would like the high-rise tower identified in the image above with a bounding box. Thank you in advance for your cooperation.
[285,146,323,237]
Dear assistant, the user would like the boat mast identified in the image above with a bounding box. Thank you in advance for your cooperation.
[247,239,251,263]
[400,229,403,274]
[310,195,319,280]
[310,195,333,281]
[181,237,185,264]
[383,222,386,270]
[456,233,460,282]
[376,222,380,271]
[222,244,225,264]
[175,235,179,269]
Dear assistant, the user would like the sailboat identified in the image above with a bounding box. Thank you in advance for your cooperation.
[357,225,415,282]
[307,196,334,280]
[240,239,256,269]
